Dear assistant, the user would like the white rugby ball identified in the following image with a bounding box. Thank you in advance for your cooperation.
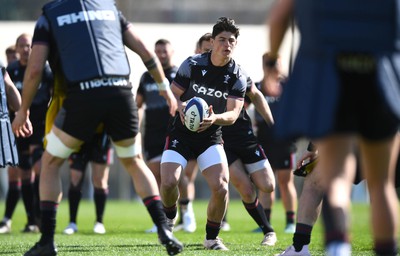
[184,97,209,132]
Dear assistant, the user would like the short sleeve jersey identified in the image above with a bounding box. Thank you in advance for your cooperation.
[222,75,254,144]
[6,60,52,107]
[137,66,178,131]
[171,52,247,139]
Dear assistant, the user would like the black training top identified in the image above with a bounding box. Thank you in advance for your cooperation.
[170,52,247,140]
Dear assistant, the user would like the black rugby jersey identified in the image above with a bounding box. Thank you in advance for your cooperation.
[171,52,246,139]
[138,66,177,131]
[222,76,254,144]
[138,66,177,149]
[7,60,52,107]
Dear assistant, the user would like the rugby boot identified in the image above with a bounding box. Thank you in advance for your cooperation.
[24,242,57,256]
[22,224,40,233]
[158,228,183,255]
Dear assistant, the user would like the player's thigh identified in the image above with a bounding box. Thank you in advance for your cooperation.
[250,166,275,193]
[229,159,253,190]
[184,159,198,182]
[202,163,229,192]
[276,169,294,187]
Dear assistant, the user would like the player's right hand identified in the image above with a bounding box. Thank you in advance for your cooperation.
[159,89,178,116]
[12,110,33,138]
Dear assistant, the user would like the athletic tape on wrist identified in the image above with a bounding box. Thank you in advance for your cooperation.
[157,77,170,91]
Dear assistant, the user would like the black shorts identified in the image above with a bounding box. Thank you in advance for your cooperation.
[334,55,399,141]
[143,146,163,161]
[164,130,222,160]
[143,131,166,161]
[14,104,47,149]
[224,135,267,166]
[68,133,112,172]
[55,86,138,142]
[262,142,296,170]
[13,104,46,169]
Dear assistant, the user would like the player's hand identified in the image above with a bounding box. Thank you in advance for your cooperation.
[159,89,178,116]
[197,105,214,133]
[180,100,187,125]
[12,110,33,138]
[264,66,282,97]
[296,150,318,169]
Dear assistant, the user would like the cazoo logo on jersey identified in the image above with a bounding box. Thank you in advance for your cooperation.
[192,84,228,99]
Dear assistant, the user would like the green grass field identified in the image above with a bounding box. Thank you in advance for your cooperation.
[0,199,394,255]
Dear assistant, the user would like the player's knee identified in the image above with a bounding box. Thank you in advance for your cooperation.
[214,180,229,199]
[239,185,256,201]
[113,142,141,158]
[46,131,75,159]
[262,180,275,193]
[162,174,179,190]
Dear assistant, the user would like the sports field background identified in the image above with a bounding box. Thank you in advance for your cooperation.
[0,21,307,201]
[0,21,394,255]
[0,199,393,255]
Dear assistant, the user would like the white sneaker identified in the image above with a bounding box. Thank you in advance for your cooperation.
[261,232,277,246]
[145,224,158,233]
[183,211,196,233]
[284,223,296,234]
[275,245,311,256]
[220,221,231,232]
[93,222,106,234]
[63,222,78,235]
[326,242,351,256]
[203,237,229,250]
[0,220,11,234]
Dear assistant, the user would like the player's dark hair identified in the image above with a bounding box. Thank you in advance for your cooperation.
[155,38,171,46]
[212,17,240,39]
[5,45,16,55]
[197,33,212,47]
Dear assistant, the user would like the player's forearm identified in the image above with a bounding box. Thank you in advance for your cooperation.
[145,56,166,85]
[214,109,241,126]
[252,90,274,126]
[4,74,21,112]
[268,0,294,59]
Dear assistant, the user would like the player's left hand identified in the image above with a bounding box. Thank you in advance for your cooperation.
[179,100,187,125]
[197,105,214,133]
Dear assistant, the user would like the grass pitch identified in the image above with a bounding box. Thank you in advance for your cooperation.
[0,199,393,255]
